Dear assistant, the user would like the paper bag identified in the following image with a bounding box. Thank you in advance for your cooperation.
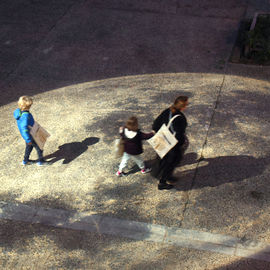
[29,121,50,150]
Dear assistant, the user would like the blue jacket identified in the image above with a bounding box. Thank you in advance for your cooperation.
[13,108,34,143]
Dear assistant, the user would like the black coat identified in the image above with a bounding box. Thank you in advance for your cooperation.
[151,108,188,182]
[152,108,187,146]
[120,129,154,155]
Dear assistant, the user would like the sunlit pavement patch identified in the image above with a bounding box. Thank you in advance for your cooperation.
[1,200,270,263]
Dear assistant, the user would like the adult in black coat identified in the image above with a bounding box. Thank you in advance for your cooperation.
[152,96,189,190]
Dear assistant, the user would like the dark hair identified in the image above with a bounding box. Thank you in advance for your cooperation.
[174,96,189,108]
[125,116,138,131]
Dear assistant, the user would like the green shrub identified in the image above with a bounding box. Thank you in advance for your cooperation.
[243,15,270,64]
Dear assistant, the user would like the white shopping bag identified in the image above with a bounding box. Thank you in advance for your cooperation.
[148,115,180,159]
[29,121,50,150]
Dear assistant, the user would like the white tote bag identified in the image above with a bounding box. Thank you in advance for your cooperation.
[29,121,50,150]
[148,115,180,159]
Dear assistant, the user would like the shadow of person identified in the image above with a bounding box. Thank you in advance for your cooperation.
[173,154,270,191]
[179,152,199,166]
[44,137,99,164]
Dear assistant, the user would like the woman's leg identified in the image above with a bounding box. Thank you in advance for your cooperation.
[160,145,182,181]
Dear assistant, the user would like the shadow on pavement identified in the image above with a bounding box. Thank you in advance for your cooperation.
[1,0,268,108]
[0,191,155,269]
[174,153,269,191]
[44,137,99,164]
[0,218,184,269]
[212,248,270,269]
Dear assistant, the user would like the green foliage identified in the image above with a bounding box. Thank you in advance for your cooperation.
[243,15,270,64]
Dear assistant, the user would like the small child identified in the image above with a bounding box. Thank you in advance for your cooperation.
[13,96,47,166]
[116,116,155,176]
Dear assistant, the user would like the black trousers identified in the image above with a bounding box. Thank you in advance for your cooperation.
[151,139,189,184]
[24,141,43,162]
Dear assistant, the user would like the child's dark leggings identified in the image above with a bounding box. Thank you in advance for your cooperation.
[24,141,43,162]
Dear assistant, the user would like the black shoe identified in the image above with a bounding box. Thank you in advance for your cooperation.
[158,183,174,190]
[167,176,178,183]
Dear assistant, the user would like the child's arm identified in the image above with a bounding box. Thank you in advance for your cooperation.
[141,131,155,140]
[119,126,124,134]
[20,116,32,144]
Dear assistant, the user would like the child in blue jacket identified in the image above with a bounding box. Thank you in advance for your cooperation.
[13,96,46,166]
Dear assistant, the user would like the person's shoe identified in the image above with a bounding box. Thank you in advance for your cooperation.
[37,160,49,166]
[141,167,152,174]
[167,176,178,183]
[21,160,34,166]
[158,183,174,190]
[115,170,123,177]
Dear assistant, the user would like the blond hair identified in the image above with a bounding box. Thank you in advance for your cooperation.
[18,96,33,111]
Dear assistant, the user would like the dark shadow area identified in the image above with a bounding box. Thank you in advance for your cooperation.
[178,151,199,166]
[85,111,131,144]
[0,0,268,108]
[129,245,270,269]
[173,153,269,191]
[122,165,141,175]
[26,194,77,211]
[1,212,270,269]
[60,257,85,270]
[173,152,270,233]
[0,193,77,212]
[85,90,193,145]
[0,194,76,251]
[0,191,21,203]
[121,158,153,175]
[0,215,181,269]
[44,137,99,164]
[0,218,106,269]
[0,160,269,268]
[212,249,270,269]
[0,192,154,269]
[214,89,270,124]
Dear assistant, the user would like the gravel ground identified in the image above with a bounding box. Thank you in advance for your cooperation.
[1,0,270,268]
[1,219,270,270]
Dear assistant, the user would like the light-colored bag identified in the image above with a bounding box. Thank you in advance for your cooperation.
[148,115,180,159]
[114,138,124,158]
[29,121,50,150]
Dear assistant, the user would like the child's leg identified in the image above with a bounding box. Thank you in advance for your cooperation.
[32,141,43,162]
[130,154,145,170]
[118,152,130,172]
[23,143,33,162]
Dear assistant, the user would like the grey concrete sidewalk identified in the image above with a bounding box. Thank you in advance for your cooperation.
[2,219,270,270]
[0,0,270,269]
[1,200,270,263]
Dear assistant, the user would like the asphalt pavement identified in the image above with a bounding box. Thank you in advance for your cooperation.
[0,0,270,269]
